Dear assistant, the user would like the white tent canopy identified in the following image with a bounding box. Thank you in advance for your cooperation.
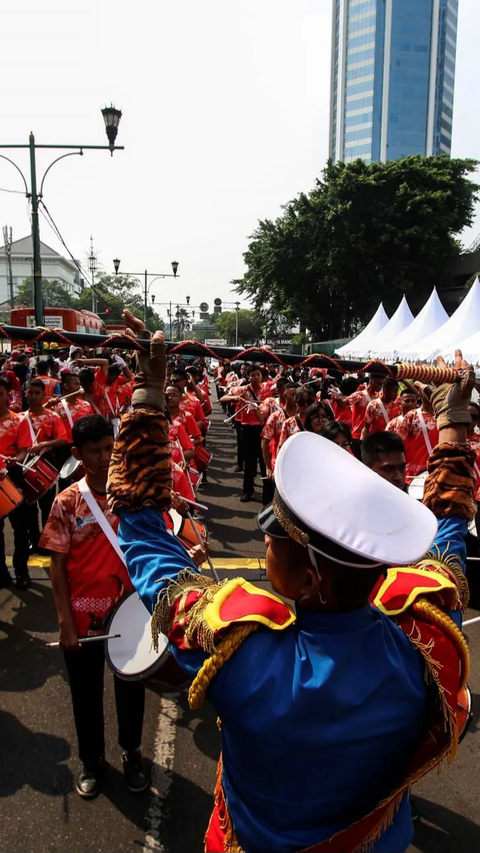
[335,303,389,358]
[368,296,414,358]
[399,278,480,362]
[375,288,448,361]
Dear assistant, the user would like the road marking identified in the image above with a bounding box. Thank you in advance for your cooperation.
[143,694,179,853]
[13,555,266,572]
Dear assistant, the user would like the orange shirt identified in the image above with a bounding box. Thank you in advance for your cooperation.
[261,409,286,469]
[17,410,67,448]
[0,411,21,457]
[40,483,133,635]
[278,415,304,450]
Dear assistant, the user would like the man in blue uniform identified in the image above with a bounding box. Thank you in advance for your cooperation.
[107,314,473,853]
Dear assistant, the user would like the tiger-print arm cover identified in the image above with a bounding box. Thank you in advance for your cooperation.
[107,408,172,515]
[423,443,476,519]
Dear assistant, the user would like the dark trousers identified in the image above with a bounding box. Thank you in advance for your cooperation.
[64,640,145,768]
[0,499,30,577]
[234,419,244,469]
[242,424,266,496]
[27,487,56,548]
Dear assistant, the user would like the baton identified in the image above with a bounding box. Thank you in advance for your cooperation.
[46,633,121,648]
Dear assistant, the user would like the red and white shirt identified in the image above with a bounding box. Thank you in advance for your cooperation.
[232,383,272,426]
[169,421,194,466]
[388,408,439,481]
[364,395,401,434]
[17,409,67,448]
[0,410,21,458]
[278,416,305,450]
[261,409,287,469]
[53,398,95,443]
[347,389,378,440]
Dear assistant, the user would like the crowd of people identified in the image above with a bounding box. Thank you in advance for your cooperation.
[214,358,480,502]
[1,326,478,852]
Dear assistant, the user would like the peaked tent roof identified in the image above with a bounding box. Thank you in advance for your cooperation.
[368,296,414,358]
[335,303,389,357]
[398,278,480,362]
[375,288,448,360]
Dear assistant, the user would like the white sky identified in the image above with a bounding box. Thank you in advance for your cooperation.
[1,0,479,321]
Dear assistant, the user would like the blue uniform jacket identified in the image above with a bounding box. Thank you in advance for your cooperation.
[118,509,467,853]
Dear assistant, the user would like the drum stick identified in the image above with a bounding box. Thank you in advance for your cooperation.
[173,493,208,512]
[462,615,480,627]
[0,455,31,471]
[223,401,259,423]
[176,440,195,494]
[186,510,220,582]
[46,633,121,648]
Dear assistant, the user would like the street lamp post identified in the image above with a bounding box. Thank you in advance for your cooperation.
[235,301,240,347]
[113,259,179,324]
[0,106,123,327]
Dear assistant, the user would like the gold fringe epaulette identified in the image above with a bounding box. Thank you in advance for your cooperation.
[152,569,228,653]
[422,545,470,612]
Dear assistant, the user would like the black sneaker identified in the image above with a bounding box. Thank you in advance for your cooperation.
[239,493,254,503]
[75,759,104,799]
[122,750,149,793]
[15,574,32,591]
[0,570,12,588]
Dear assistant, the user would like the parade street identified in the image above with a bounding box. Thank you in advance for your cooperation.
[1,402,480,853]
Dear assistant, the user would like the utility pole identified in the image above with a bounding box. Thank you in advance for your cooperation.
[2,226,14,309]
[235,301,240,347]
[88,236,97,313]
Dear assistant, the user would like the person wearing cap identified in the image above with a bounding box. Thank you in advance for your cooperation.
[107,317,473,853]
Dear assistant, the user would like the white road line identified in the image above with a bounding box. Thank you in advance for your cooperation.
[143,694,179,853]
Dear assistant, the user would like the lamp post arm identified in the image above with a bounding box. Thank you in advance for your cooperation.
[0,154,29,196]
[39,151,84,197]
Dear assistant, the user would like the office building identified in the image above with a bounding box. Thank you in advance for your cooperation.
[0,235,82,305]
[329,0,458,163]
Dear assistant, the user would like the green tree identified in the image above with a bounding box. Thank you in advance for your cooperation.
[15,277,75,308]
[234,155,479,339]
[215,309,264,346]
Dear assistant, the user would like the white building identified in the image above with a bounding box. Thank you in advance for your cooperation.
[0,235,82,305]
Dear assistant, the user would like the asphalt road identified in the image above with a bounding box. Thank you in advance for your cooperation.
[1,399,480,853]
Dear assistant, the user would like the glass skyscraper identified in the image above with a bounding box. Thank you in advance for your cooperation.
[329,0,458,163]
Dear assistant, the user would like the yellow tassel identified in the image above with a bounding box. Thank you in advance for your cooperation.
[151,570,226,653]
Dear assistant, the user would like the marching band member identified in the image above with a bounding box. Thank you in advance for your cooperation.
[277,386,316,450]
[17,378,68,552]
[387,396,439,483]
[36,360,61,398]
[361,377,400,438]
[221,364,272,502]
[46,372,95,488]
[166,384,203,446]
[41,415,148,800]
[107,317,474,853]
[385,387,418,433]
[0,377,31,589]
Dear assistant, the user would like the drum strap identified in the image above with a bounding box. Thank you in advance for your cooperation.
[418,408,433,456]
[78,477,126,566]
[25,414,37,446]
[376,397,390,426]
[105,388,117,417]
[60,398,74,429]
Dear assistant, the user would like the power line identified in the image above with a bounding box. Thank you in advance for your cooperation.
[0,186,26,195]
[38,202,117,309]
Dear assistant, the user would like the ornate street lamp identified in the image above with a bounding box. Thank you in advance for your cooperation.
[113,258,121,274]
[171,260,179,277]
[102,105,123,155]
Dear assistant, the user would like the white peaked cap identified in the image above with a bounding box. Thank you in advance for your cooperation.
[258,433,438,568]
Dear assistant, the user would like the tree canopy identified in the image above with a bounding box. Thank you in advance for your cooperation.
[234,155,479,340]
[215,309,264,346]
[15,278,76,309]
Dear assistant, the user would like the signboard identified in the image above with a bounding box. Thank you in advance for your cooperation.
[27,316,63,329]
[205,338,227,346]
[199,302,209,313]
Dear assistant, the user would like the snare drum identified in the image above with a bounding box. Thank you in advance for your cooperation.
[22,456,59,504]
[105,592,189,692]
[188,466,203,491]
[176,514,207,551]
[408,471,428,501]
[60,455,84,483]
[0,475,24,519]
[193,444,211,472]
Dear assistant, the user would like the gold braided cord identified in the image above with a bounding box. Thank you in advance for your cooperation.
[189,623,259,710]
[151,570,223,653]
[272,496,309,546]
[396,363,458,383]
[414,598,470,688]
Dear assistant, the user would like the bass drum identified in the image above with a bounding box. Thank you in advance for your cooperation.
[106,592,189,693]
[458,685,473,743]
